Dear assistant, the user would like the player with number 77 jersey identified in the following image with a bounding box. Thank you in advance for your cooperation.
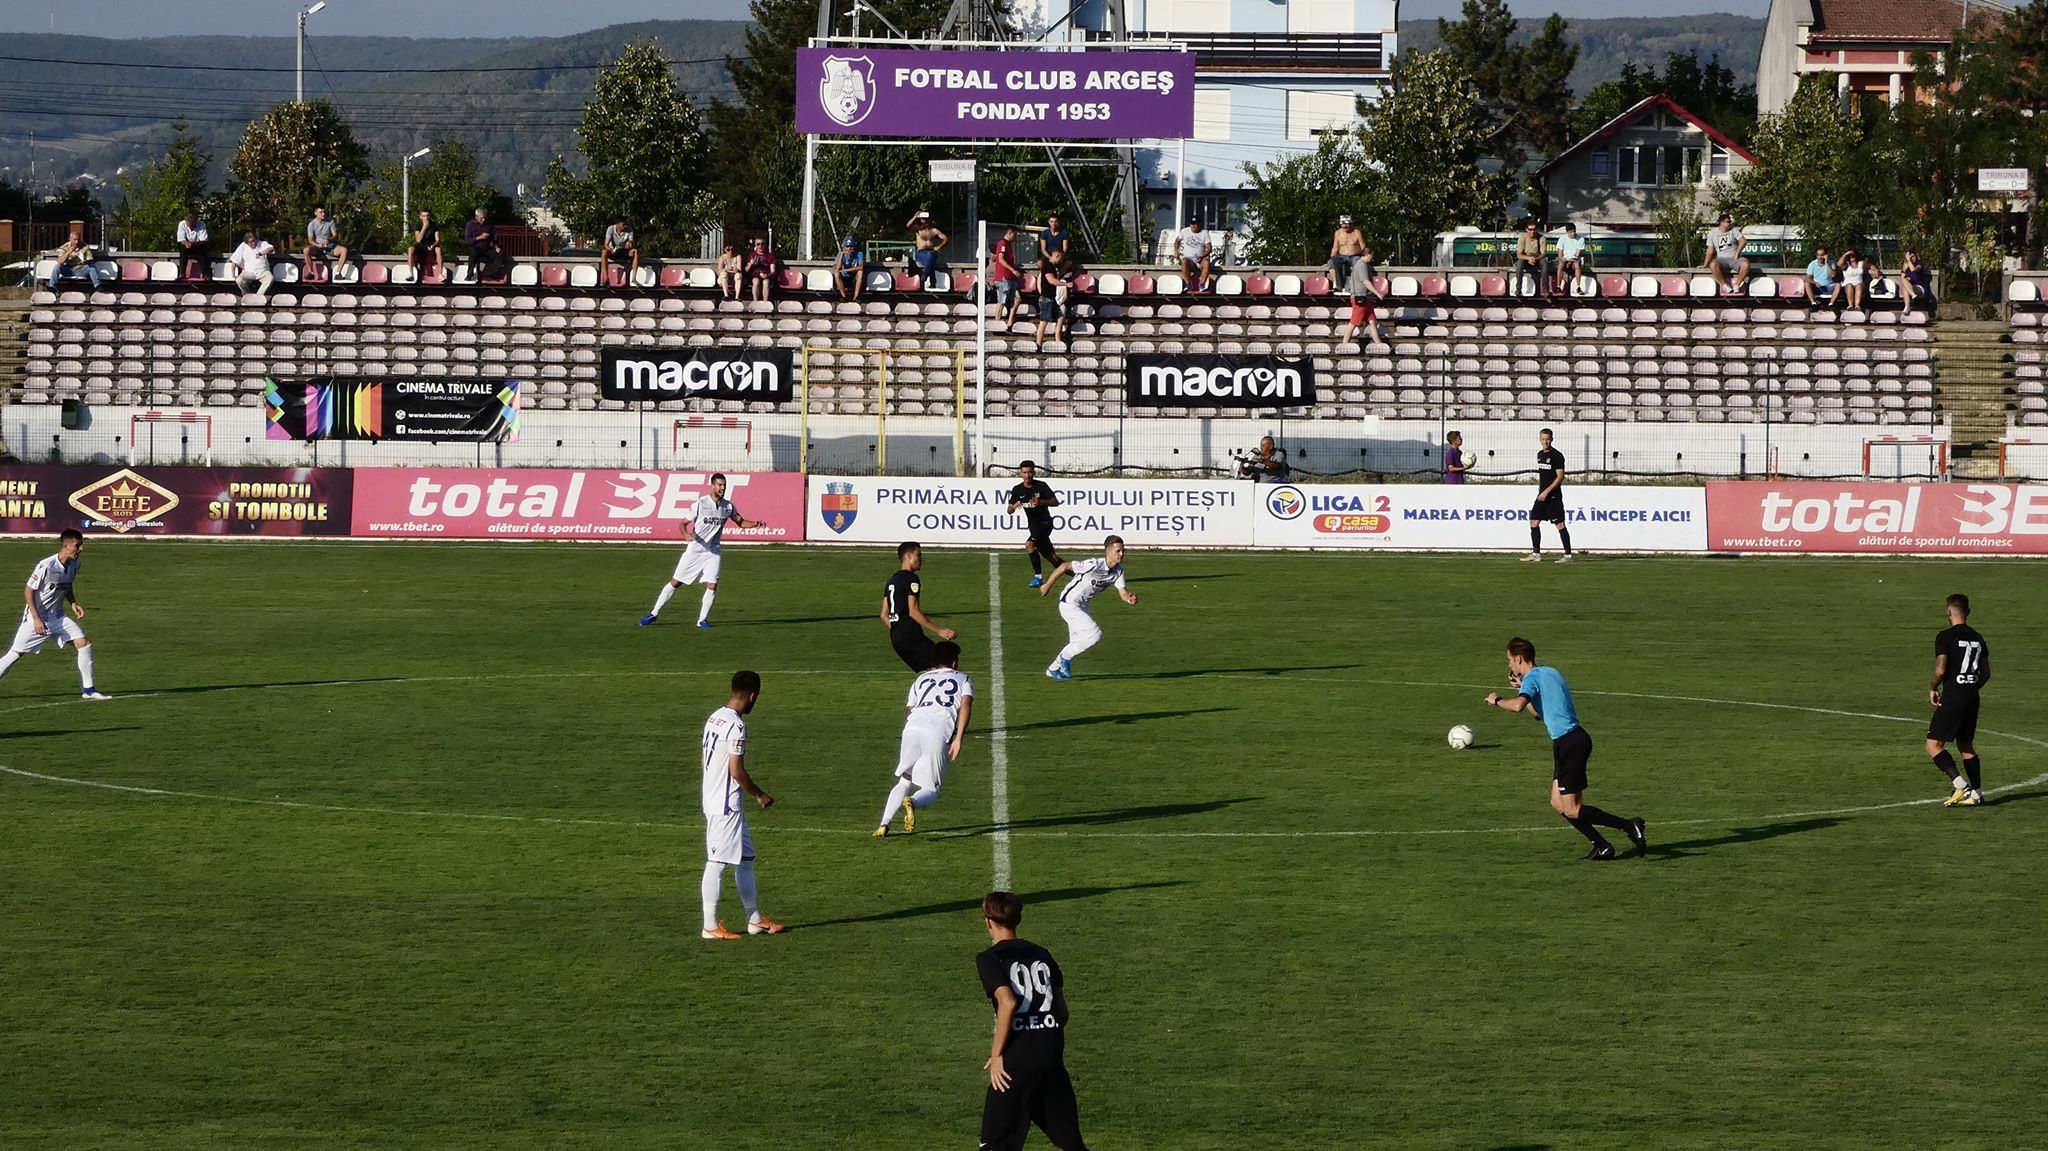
[875,640,973,837]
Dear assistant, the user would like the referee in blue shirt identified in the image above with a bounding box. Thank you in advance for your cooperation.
[1485,637,1647,860]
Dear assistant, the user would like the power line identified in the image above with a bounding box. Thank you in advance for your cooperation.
[0,52,746,74]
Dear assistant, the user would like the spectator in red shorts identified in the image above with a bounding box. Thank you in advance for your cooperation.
[1342,244,1387,349]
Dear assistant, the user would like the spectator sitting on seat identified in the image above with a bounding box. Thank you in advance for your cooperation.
[989,223,1023,326]
[1839,248,1868,312]
[1327,214,1364,291]
[302,204,350,272]
[602,215,640,284]
[47,229,102,291]
[744,237,780,302]
[464,208,511,283]
[1804,246,1840,309]
[1037,213,1069,274]
[1513,221,1545,297]
[407,210,442,277]
[1175,215,1215,293]
[1341,244,1387,349]
[907,210,948,288]
[1034,251,1073,348]
[228,230,276,299]
[1702,213,1751,294]
[833,236,865,302]
[175,210,210,279]
[716,242,742,302]
[1235,435,1290,483]
[1899,249,1934,312]
[1554,223,1586,294]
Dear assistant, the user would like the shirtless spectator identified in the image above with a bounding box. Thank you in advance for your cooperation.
[907,210,948,288]
[1701,214,1751,294]
[1327,214,1365,290]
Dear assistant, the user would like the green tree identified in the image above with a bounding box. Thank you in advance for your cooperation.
[1436,0,1578,186]
[218,100,371,247]
[1652,181,1709,267]
[118,121,211,251]
[356,139,501,253]
[1572,52,1758,146]
[1720,75,1875,261]
[1239,133,1374,266]
[544,40,721,256]
[1355,51,1513,264]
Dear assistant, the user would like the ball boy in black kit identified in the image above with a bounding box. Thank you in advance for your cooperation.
[977,891,1090,1151]
[1524,427,1573,563]
[1928,593,1989,807]
[1008,460,1064,588]
[882,541,955,672]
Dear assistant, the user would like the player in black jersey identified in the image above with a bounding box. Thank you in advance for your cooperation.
[1928,593,1990,807]
[882,541,955,672]
[1007,460,1064,588]
[1523,427,1574,563]
[977,891,1090,1151]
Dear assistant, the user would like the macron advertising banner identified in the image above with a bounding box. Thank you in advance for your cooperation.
[599,347,797,404]
[351,469,807,541]
[809,475,1254,548]
[795,48,1194,140]
[0,465,350,536]
[1705,482,2048,554]
[1254,483,1708,552]
[1123,353,1318,409]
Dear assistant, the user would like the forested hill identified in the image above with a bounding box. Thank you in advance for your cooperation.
[1396,14,1765,97]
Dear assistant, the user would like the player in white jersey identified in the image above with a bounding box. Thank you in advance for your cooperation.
[640,473,766,629]
[700,669,785,940]
[1039,535,1138,680]
[0,529,111,701]
[875,640,974,837]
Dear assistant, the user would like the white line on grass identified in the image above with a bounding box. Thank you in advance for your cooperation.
[986,552,1012,889]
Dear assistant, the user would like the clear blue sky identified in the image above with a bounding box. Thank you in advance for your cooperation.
[6,0,1770,37]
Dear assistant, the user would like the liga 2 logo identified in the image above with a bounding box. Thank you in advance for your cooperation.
[819,55,877,128]
[1265,485,1391,534]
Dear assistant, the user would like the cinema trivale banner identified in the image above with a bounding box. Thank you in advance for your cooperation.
[264,377,521,443]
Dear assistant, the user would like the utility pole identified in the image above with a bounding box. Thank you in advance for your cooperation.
[297,2,327,103]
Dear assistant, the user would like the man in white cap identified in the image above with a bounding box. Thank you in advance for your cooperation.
[1328,214,1366,291]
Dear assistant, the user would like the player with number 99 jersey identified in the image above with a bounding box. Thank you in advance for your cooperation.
[975,890,1088,1151]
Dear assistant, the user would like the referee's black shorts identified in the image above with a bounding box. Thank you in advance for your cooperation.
[1552,725,1593,795]
[1531,494,1567,523]
[1027,528,1057,558]
[981,1060,1089,1151]
[891,631,937,673]
[1928,692,1981,743]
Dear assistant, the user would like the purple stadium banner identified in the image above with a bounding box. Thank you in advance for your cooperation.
[795,48,1194,140]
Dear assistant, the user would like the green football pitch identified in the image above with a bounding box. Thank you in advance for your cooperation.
[1,539,2043,1150]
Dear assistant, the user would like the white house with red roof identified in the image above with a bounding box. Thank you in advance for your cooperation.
[1532,95,1759,231]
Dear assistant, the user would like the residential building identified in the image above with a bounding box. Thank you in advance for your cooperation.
[1534,95,1758,231]
[1757,0,2010,115]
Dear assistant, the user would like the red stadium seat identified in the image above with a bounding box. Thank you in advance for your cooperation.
[1070,273,1095,294]
[419,260,447,285]
[778,268,806,292]
[300,261,331,284]
[361,263,392,284]
[606,265,630,288]
[1125,274,1155,296]
[1370,275,1390,297]
[1659,275,1688,297]
[658,265,688,287]
[952,270,978,294]
[1420,275,1449,296]
[118,261,149,281]
[1599,274,1628,297]
[1020,273,1039,294]
[1479,275,1507,297]
[1303,275,1332,296]
[1244,274,1273,295]
[892,272,921,292]
[539,264,570,287]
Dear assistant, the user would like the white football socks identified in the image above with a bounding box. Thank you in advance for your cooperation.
[651,583,678,618]
[0,650,19,679]
[698,588,716,624]
[701,861,724,931]
[734,861,760,924]
[76,644,94,690]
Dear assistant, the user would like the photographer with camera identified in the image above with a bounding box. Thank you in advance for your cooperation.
[1234,435,1290,484]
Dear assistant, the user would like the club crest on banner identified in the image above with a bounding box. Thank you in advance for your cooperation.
[820,55,876,128]
[820,481,860,534]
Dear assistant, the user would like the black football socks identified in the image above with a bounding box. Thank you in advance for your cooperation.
[1530,524,1542,552]
[1563,814,1611,850]
[1932,749,1962,785]
[1579,805,1632,832]
[1962,754,1982,791]
[1558,526,1573,556]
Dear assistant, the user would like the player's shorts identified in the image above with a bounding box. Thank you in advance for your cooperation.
[671,547,722,585]
[704,809,754,865]
[895,721,951,791]
[1530,494,1566,523]
[1928,692,1981,743]
[10,612,83,655]
[1026,528,1056,557]
[981,1057,1086,1151]
[1552,725,1593,795]
[1058,599,1101,649]
[892,631,937,673]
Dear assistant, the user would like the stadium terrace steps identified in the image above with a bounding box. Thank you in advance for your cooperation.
[1931,321,2018,452]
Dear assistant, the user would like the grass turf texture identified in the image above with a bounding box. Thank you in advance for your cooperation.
[1,539,2044,1150]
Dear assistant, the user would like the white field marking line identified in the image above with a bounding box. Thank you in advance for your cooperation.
[6,676,2044,840]
[986,552,1012,888]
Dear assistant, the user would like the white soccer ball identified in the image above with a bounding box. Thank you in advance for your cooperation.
[1447,724,1475,750]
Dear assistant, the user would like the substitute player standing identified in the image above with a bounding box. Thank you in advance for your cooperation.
[640,473,765,629]
[1485,637,1645,860]
[875,640,973,836]
[977,890,1092,1151]
[1928,593,1989,807]
[883,541,956,672]
[699,669,785,939]
[0,529,111,700]
[1007,460,1063,588]
[1039,535,1137,680]
[1524,427,1573,563]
